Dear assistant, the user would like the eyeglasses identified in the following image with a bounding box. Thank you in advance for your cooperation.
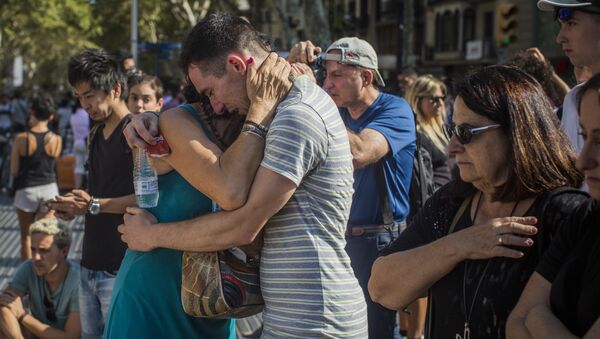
[443,123,501,145]
[43,295,57,322]
[420,95,446,104]
[555,7,600,21]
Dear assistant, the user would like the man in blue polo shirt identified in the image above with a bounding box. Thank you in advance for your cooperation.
[290,37,415,338]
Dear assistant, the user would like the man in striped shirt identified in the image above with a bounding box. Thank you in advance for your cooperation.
[119,13,368,338]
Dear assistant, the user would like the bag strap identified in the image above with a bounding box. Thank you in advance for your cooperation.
[448,195,472,235]
[424,195,471,338]
[87,123,102,153]
[375,160,394,225]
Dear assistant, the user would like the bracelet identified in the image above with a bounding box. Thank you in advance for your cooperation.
[18,312,27,323]
[243,120,269,134]
[241,126,266,140]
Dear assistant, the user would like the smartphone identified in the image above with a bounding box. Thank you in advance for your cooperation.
[147,135,171,158]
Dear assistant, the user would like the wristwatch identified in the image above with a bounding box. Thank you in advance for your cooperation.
[88,197,101,215]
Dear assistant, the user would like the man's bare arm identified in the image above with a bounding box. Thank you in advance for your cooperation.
[346,128,390,169]
[158,104,272,211]
[120,167,296,252]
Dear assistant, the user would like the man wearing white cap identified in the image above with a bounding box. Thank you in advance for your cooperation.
[537,0,600,154]
[290,37,416,339]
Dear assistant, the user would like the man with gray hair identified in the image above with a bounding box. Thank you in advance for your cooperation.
[0,218,80,339]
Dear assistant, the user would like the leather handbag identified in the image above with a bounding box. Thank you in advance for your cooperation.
[181,246,264,319]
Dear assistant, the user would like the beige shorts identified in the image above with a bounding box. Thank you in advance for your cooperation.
[14,183,59,213]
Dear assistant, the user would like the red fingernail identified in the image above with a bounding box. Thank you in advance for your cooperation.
[246,57,254,65]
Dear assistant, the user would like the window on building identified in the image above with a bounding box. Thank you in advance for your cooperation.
[464,8,476,48]
[440,10,457,52]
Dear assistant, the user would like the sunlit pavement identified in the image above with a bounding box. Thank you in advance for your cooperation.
[0,193,261,338]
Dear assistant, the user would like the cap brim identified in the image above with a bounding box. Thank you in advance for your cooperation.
[537,0,593,11]
[374,70,386,87]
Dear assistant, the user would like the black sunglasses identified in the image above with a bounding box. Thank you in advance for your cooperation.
[555,7,600,21]
[44,295,57,322]
[443,123,501,145]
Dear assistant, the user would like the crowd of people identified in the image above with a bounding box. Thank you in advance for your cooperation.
[0,0,599,338]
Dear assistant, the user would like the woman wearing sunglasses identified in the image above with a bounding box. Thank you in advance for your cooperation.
[405,75,451,191]
[507,74,600,338]
[368,65,588,339]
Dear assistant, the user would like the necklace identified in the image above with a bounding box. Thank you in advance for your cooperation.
[456,193,520,339]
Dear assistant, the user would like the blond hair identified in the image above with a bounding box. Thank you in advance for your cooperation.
[29,218,72,249]
[405,75,448,152]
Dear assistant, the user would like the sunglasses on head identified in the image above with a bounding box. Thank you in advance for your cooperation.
[443,123,501,145]
[555,7,600,21]
[44,295,57,322]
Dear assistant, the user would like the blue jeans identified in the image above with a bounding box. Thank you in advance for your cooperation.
[346,230,401,339]
[79,265,117,339]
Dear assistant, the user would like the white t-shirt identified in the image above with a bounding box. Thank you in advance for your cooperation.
[561,83,584,154]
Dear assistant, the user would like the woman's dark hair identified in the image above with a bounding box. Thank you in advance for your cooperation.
[127,72,164,100]
[30,93,56,121]
[576,73,600,113]
[507,51,560,105]
[455,65,583,201]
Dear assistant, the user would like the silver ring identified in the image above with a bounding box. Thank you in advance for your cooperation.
[498,236,503,245]
[288,74,296,82]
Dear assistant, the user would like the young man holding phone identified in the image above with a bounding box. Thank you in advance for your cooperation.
[47,48,136,339]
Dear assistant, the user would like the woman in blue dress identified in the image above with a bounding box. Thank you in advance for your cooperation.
[103,54,291,338]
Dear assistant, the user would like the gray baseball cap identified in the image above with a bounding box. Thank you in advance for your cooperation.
[537,0,600,11]
[324,37,386,87]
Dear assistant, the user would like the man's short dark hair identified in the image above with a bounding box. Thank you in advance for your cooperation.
[68,48,128,101]
[30,93,56,121]
[179,13,270,77]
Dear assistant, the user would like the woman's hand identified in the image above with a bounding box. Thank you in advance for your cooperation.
[245,52,293,126]
[123,112,160,149]
[450,216,538,260]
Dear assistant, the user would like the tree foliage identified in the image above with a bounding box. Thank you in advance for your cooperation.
[0,0,330,92]
[0,0,100,91]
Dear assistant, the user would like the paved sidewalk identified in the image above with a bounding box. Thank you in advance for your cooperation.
[0,193,261,338]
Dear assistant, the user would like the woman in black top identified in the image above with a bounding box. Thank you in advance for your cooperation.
[11,94,62,260]
[507,74,600,338]
[368,66,587,338]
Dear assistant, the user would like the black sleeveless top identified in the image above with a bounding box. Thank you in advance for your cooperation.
[82,115,133,271]
[15,131,57,190]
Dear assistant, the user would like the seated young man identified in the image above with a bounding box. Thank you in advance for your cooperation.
[0,218,80,339]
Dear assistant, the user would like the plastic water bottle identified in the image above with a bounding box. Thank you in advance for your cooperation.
[134,149,159,208]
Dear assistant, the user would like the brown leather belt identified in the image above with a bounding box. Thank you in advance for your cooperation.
[346,224,402,237]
